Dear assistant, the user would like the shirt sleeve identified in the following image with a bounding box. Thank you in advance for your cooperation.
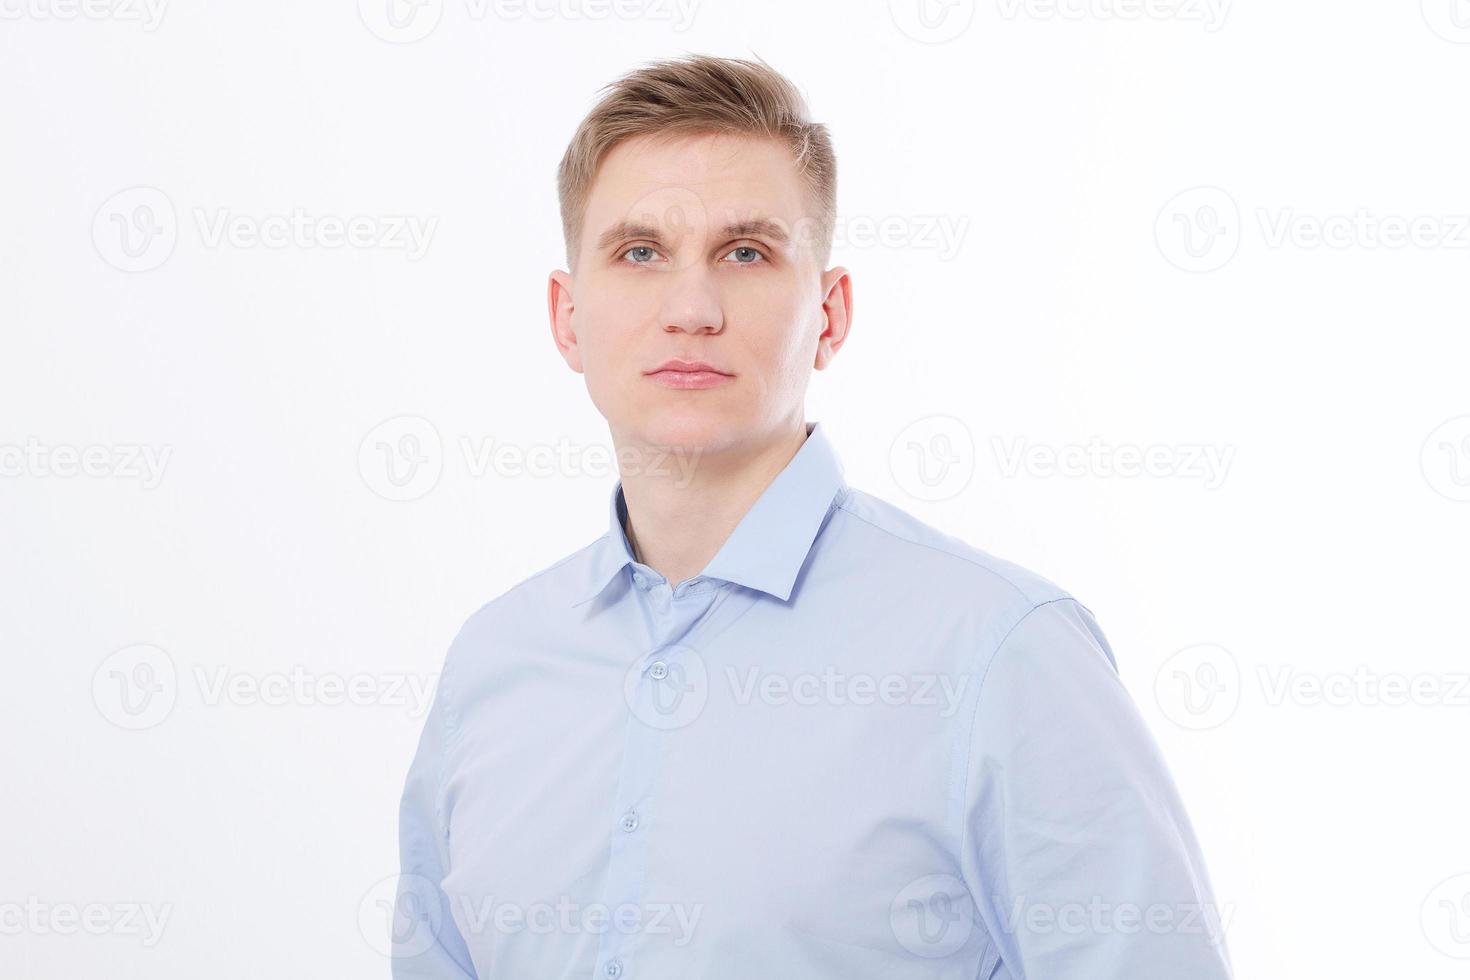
[393,658,478,979]
[961,597,1234,979]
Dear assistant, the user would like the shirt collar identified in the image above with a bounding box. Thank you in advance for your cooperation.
[571,421,847,607]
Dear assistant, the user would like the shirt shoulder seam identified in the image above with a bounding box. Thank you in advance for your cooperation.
[953,596,1080,878]
[832,495,1042,606]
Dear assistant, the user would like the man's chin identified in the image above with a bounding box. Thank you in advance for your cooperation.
[620,411,749,467]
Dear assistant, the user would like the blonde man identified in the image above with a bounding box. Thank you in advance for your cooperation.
[395,54,1232,980]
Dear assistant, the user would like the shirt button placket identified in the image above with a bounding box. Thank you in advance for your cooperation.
[597,574,721,978]
[594,571,676,979]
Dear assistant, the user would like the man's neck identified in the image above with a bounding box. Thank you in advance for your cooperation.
[617,420,810,590]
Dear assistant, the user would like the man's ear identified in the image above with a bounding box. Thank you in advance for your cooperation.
[547,269,583,374]
[814,265,853,370]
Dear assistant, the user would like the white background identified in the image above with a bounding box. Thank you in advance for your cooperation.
[3,0,1469,976]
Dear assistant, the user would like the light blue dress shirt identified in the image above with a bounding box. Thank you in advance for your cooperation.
[395,421,1232,979]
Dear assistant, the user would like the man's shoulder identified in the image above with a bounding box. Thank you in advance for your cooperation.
[831,486,1076,614]
[448,534,608,645]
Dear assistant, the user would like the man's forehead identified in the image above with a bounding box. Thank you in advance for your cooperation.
[584,133,811,238]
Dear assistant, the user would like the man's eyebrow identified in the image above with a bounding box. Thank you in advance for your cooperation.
[720,218,790,245]
[595,221,660,252]
[595,217,793,253]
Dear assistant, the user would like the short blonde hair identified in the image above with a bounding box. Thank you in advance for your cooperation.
[556,54,837,269]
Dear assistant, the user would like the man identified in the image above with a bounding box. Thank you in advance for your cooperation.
[395,54,1232,979]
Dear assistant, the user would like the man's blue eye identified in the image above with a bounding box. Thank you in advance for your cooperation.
[728,246,763,263]
[625,246,656,263]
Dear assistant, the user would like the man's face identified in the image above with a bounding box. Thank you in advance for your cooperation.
[548,133,851,458]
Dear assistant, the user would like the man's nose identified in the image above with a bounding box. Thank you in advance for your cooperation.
[658,265,724,335]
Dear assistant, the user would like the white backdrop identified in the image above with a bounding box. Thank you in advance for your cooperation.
[3,1,1469,976]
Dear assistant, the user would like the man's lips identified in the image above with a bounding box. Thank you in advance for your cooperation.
[645,359,734,390]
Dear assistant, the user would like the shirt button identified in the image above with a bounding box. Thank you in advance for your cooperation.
[648,661,668,680]
[620,810,639,833]
[603,958,623,979]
